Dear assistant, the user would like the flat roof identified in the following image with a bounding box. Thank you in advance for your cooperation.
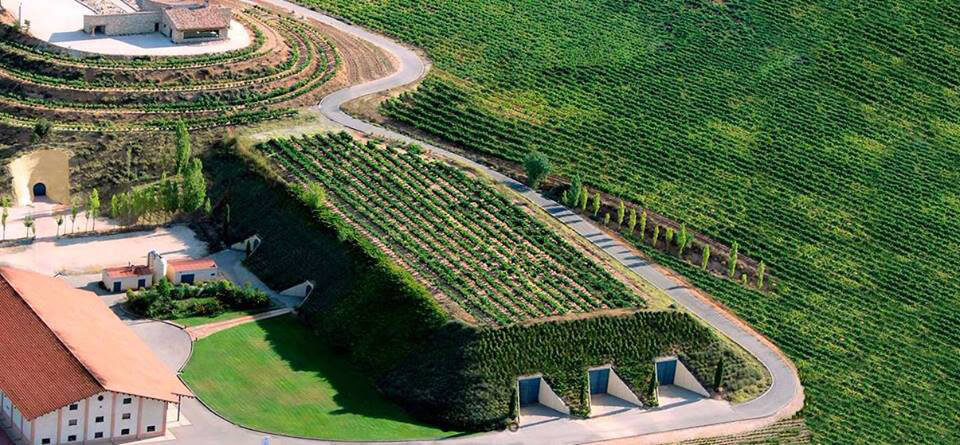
[168,258,217,270]
[163,6,230,30]
[103,265,152,278]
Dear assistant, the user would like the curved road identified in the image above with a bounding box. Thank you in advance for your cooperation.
[159,1,803,443]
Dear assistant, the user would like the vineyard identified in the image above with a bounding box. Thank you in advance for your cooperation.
[259,133,647,326]
[204,150,768,432]
[0,4,340,131]
[290,0,960,441]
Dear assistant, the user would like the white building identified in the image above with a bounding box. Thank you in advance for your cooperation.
[0,267,193,445]
[101,265,154,293]
[147,251,219,285]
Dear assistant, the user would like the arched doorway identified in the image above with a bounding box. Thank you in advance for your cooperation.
[32,183,46,198]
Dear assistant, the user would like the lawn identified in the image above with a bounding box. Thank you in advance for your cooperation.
[173,309,268,328]
[180,315,459,440]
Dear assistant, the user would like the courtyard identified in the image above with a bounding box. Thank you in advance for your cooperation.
[4,0,249,56]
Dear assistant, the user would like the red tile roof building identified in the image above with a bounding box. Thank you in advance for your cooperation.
[0,267,191,444]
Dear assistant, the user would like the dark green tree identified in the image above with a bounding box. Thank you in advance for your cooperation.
[591,192,601,217]
[677,224,688,256]
[647,368,659,406]
[523,152,550,189]
[713,358,724,392]
[181,159,206,212]
[627,207,637,234]
[652,225,660,247]
[639,210,647,241]
[701,244,711,270]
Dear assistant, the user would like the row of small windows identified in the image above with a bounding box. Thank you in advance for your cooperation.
[68,396,133,411]
[40,425,154,443]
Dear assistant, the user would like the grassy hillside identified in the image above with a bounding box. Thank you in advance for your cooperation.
[211,144,768,431]
[292,0,960,441]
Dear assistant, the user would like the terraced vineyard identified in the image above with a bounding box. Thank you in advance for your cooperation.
[260,133,647,325]
[289,0,959,442]
[0,5,339,130]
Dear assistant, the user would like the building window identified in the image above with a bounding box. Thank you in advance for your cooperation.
[94,432,103,439]
[121,428,130,435]
[95,416,104,423]
[122,413,131,420]
[41,439,51,445]
[67,435,77,442]
[68,403,78,411]
[122,397,132,405]
[146,425,156,432]
[68,419,78,426]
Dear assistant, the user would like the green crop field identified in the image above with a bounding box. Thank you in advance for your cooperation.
[260,132,647,325]
[291,0,960,442]
[180,315,459,440]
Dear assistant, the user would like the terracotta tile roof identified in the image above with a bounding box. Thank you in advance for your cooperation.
[103,265,152,278]
[168,258,217,270]
[164,6,230,31]
[0,267,193,421]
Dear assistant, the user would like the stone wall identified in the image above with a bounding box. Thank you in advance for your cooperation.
[83,11,162,36]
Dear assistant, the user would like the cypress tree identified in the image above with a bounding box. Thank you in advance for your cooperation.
[728,242,739,278]
[701,245,711,270]
[639,210,647,241]
[665,227,674,246]
[603,212,610,226]
[713,358,724,392]
[508,386,519,421]
[616,200,625,227]
[677,224,688,256]
[87,189,100,231]
[652,225,660,247]
[591,192,601,217]
[174,120,191,175]
[756,261,766,288]
[579,188,589,212]
[627,207,637,234]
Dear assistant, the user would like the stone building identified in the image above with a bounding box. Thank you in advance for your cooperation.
[82,0,231,44]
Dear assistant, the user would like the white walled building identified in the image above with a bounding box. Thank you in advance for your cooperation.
[0,267,193,445]
[147,251,219,285]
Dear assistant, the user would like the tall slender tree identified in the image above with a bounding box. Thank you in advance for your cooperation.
[22,214,33,239]
[728,241,739,278]
[677,224,688,256]
[639,210,647,241]
[70,198,80,233]
[616,200,625,227]
[701,244,711,270]
[579,187,588,212]
[55,215,63,238]
[713,358,725,392]
[757,261,766,288]
[0,196,9,241]
[591,192,601,217]
[87,189,100,231]
[652,225,660,247]
[627,207,637,234]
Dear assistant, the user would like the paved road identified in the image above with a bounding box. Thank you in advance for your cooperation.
[256,0,803,440]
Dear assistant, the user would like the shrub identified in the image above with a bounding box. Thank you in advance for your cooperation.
[523,152,550,189]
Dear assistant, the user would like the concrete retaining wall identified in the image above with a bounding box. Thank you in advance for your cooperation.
[675,359,711,397]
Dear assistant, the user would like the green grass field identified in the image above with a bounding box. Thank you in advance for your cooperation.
[173,309,266,328]
[180,315,460,440]
[293,0,960,442]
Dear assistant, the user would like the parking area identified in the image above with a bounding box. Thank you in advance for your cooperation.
[0,223,207,276]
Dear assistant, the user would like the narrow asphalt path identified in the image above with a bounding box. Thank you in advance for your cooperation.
[241,0,803,442]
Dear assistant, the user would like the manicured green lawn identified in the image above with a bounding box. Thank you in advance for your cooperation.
[180,315,459,440]
[173,308,268,327]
